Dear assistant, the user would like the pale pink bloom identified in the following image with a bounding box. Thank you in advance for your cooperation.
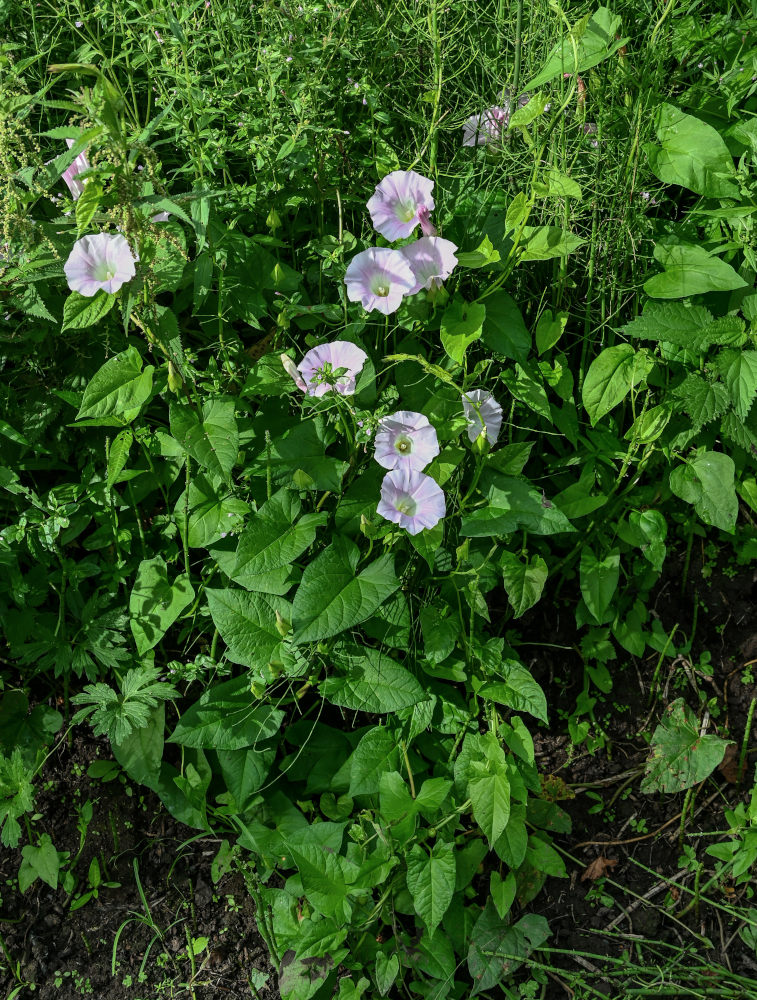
[374,411,439,471]
[399,237,458,295]
[297,341,368,397]
[62,139,90,200]
[377,469,446,535]
[150,211,171,223]
[462,389,503,445]
[281,353,306,391]
[64,233,137,297]
[366,169,435,241]
[343,247,415,315]
[462,106,508,146]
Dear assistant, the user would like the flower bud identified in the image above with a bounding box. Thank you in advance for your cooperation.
[275,610,290,637]
[266,208,282,232]
[167,361,183,394]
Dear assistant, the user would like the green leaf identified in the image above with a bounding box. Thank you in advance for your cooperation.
[481,291,531,364]
[502,362,552,422]
[541,167,582,200]
[456,235,501,270]
[645,104,738,198]
[468,760,510,847]
[499,551,548,617]
[461,475,573,537]
[20,834,60,892]
[291,537,399,644]
[348,727,400,797]
[170,398,239,483]
[75,181,102,234]
[490,870,517,920]
[519,225,585,261]
[468,902,550,996]
[479,663,548,723]
[206,588,294,672]
[129,556,195,656]
[106,429,133,488]
[623,301,746,351]
[231,489,326,582]
[177,474,249,549]
[641,698,731,793]
[669,451,738,532]
[62,289,116,331]
[405,841,456,938]
[216,745,276,811]
[535,309,568,355]
[644,243,747,299]
[112,703,164,792]
[322,645,424,713]
[722,350,757,420]
[288,842,350,918]
[77,345,154,420]
[579,547,620,623]
[582,344,653,425]
[673,375,730,428]
[524,7,628,89]
[169,675,284,750]
[375,953,399,997]
[440,297,485,365]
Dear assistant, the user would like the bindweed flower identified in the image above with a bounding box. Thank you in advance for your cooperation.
[367,169,435,241]
[297,340,368,397]
[151,211,171,223]
[377,468,446,535]
[61,139,90,200]
[462,389,503,446]
[64,233,137,296]
[462,105,508,146]
[399,237,459,295]
[374,411,440,471]
[344,247,415,315]
[281,354,307,391]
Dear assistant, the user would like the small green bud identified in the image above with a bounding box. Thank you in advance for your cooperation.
[266,208,282,232]
[167,361,183,394]
[274,610,290,638]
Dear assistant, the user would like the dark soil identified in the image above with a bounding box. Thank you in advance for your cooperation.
[526,550,757,995]
[3,555,756,1000]
[0,731,277,1000]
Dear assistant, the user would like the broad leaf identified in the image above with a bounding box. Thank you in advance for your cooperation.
[440,297,485,365]
[579,547,620,623]
[206,588,294,673]
[468,760,510,846]
[232,489,326,581]
[405,841,456,938]
[322,645,424,713]
[63,289,116,331]
[481,290,531,363]
[461,475,573,537]
[641,698,730,793]
[170,397,239,482]
[669,451,738,532]
[292,536,399,644]
[479,663,548,723]
[129,556,194,656]
[524,8,628,89]
[77,345,154,421]
[348,726,400,797]
[169,674,284,750]
[582,345,653,425]
[645,104,738,198]
[499,551,548,617]
[644,243,747,299]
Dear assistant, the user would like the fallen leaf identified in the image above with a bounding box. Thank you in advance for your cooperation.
[718,743,744,784]
[581,856,618,882]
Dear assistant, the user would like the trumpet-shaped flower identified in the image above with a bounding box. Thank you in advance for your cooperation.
[462,389,503,445]
[378,468,446,535]
[367,169,435,241]
[297,340,368,397]
[281,354,307,391]
[344,247,416,315]
[374,410,440,471]
[462,106,509,146]
[62,138,90,200]
[399,237,459,295]
[64,233,137,296]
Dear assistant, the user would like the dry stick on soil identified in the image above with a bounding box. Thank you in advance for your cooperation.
[605,872,688,931]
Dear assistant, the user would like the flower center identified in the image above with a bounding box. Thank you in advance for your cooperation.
[93,261,117,281]
[370,274,391,298]
[394,435,412,454]
[395,495,417,516]
[396,200,417,223]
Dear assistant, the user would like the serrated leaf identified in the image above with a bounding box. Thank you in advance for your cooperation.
[63,289,116,331]
[291,536,399,644]
[722,350,757,420]
[642,698,731,793]
[322,645,424,713]
[405,841,456,938]
[623,301,745,350]
[673,375,729,428]
[75,181,102,234]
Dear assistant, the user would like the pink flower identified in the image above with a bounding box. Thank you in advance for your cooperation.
[462,106,508,146]
[150,211,171,223]
[343,247,415,315]
[297,341,368,397]
[281,353,306,391]
[399,237,458,295]
[374,411,440,471]
[366,169,435,241]
[62,139,90,200]
[64,233,137,297]
[462,389,503,445]
[377,468,446,535]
